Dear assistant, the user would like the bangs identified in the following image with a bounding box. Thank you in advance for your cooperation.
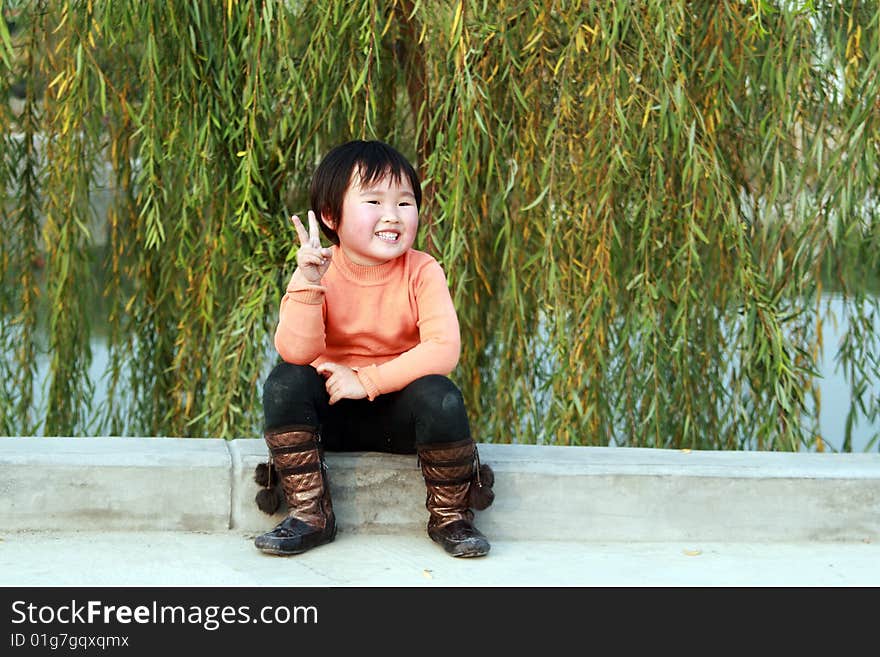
[352,143,418,196]
[355,161,408,189]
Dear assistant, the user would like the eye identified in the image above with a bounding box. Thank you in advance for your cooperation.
[365,200,380,205]
[399,201,412,207]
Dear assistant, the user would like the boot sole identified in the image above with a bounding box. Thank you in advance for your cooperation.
[255,525,337,556]
[451,549,489,558]
[448,544,490,558]
[258,545,318,556]
[430,535,490,558]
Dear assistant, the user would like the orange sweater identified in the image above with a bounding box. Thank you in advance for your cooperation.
[274,245,461,400]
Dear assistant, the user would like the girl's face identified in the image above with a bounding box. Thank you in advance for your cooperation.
[327,170,419,266]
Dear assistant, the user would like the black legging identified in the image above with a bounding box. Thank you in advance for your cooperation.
[262,362,472,453]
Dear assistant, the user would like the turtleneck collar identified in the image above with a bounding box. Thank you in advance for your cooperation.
[330,244,404,284]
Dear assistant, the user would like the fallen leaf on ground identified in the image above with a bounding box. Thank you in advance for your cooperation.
[423,569,433,579]
[683,549,702,556]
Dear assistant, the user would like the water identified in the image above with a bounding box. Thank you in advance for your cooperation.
[812,296,877,452]
[16,294,877,451]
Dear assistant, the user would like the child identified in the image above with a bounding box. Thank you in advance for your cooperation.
[254,140,494,558]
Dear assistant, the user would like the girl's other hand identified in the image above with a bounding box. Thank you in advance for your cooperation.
[315,362,368,405]
[292,210,332,283]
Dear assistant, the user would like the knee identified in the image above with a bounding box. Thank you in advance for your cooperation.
[407,375,469,427]
[262,363,321,409]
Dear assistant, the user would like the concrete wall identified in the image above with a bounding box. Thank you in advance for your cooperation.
[2,436,879,541]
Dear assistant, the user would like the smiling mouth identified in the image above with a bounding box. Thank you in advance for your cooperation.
[375,231,400,243]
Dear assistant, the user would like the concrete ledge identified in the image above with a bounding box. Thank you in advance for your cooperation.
[230,439,426,535]
[0,437,230,531]
[2,437,879,541]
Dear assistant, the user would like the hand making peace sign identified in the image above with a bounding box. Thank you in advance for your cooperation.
[291,210,333,284]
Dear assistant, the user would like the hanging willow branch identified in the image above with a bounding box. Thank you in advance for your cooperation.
[1,0,879,451]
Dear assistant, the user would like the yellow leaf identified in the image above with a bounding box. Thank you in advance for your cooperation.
[450,1,462,45]
[683,549,702,557]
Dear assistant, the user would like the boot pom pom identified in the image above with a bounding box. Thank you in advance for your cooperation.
[478,463,494,488]
[255,487,281,515]
[470,463,495,510]
[254,461,276,487]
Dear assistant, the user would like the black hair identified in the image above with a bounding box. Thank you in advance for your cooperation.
[309,140,421,245]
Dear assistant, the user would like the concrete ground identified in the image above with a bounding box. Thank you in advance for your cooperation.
[2,530,878,587]
[3,437,879,588]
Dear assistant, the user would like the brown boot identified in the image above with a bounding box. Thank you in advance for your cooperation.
[417,439,491,558]
[254,425,336,556]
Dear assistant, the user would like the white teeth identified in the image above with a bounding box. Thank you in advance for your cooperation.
[375,231,399,242]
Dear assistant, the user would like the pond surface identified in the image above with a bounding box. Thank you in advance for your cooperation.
[809,296,876,452]
[18,292,877,452]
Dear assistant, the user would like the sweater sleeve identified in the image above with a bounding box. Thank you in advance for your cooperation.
[273,268,327,364]
[356,259,461,399]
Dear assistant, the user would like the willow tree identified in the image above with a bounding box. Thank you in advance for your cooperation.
[1,1,879,451]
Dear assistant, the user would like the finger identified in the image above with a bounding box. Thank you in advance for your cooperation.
[316,362,337,377]
[308,210,321,249]
[299,253,326,267]
[291,215,309,246]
